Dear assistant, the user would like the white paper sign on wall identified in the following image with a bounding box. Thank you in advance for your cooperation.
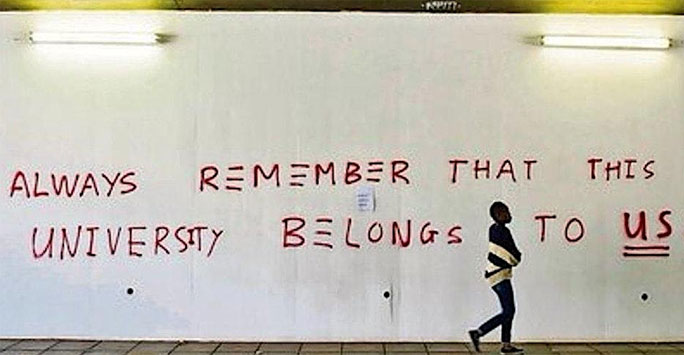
[356,185,375,212]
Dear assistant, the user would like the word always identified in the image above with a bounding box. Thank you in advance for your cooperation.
[10,170,137,199]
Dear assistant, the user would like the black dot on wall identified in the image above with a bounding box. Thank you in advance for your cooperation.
[127,288,134,295]
[383,291,391,299]
[641,293,648,302]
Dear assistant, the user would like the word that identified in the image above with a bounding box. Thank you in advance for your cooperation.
[449,158,538,185]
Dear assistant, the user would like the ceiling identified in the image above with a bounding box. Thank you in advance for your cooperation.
[1,0,684,13]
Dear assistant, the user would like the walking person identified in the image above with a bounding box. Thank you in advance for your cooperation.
[469,201,524,354]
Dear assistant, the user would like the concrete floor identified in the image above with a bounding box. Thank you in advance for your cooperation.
[0,340,683,355]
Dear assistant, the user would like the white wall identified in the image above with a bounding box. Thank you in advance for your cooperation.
[1,11,683,341]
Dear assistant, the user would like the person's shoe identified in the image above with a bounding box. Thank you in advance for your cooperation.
[500,345,524,354]
[468,329,481,352]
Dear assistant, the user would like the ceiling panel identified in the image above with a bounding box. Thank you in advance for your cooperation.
[1,0,684,14]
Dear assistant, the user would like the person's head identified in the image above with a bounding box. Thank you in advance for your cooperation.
[490,201,512,224]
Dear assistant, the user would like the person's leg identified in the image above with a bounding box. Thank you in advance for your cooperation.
[477,312,503,337]
[469,280,510,352]
[496,280,515,344]
[496,280,522,353]
[477,280,511,337]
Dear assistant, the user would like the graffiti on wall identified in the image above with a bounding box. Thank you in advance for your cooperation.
[7,156,677,260]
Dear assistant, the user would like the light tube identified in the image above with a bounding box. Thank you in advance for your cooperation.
[29,32,161,45]
[540,35,671,50]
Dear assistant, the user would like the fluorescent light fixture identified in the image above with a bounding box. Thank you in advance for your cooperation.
[540,35,671,50]
[29,32,161,45]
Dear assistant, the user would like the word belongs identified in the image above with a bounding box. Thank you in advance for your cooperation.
[282,215,463,249]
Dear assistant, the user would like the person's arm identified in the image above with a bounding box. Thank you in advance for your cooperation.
[505,228,522,266]
[488,225,521,268]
